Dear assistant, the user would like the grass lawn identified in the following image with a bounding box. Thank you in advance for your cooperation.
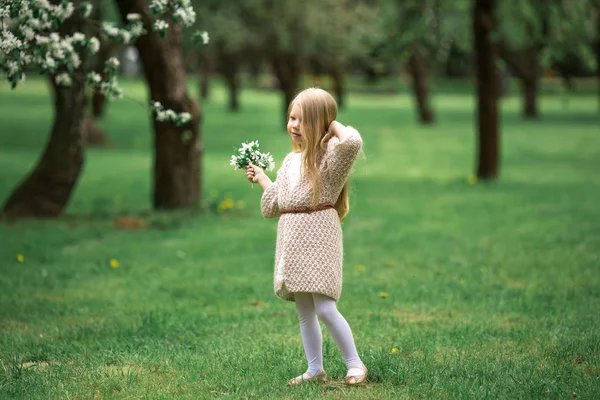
[1,78,599,399]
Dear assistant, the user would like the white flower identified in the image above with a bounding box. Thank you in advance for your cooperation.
[35,35,50,45]
[0,6,10,19]
[127,13,141,21]
[179,112,192,123]
[38,0,51,10]
[82,3,93,18]
[46,55,56,66]
[19,25,36,41]
[153,20,169,32]
[55,72,72,87]
[107,57,120,69]
[102,22,120,38]
[230,141,275,171]
[1,31,23,54]
[72,32,85,43]
[150,0,170,14]
[29,18,41,29]
[120,31,132,44]
[69,52,81,68]
[156,111,168,121]
[88,37,100,53]
[201,31,209,45]
[88,72,102,83]
[7,60,19,75]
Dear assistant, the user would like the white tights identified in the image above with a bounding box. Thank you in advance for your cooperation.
[294,292,363,377]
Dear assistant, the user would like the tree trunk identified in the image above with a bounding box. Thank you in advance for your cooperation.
[2,77,86,218]
[198,48,215,100]
[596,5,600,112]
[2,6,86,219]
[473,0,500,180]
[115,0,202,210]
[331,68,345,109]
[83,118,111,146]
[90,0,110,119]
[522,77,538,118]
[408,47,435,124]
[271,53,302,128]
[219,52,240,112]
[498,44,539,119]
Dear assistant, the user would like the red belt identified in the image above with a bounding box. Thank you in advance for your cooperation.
[280,202,335,214]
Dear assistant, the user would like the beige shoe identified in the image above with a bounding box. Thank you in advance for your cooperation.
[287,370,328,386]
[345,363,368,385]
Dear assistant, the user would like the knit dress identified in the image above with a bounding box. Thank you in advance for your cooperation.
[261,128,363,302]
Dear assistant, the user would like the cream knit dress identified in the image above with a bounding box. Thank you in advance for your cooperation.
[261,128,363,302]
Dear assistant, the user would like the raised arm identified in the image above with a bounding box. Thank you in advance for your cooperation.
[325,121,363,178]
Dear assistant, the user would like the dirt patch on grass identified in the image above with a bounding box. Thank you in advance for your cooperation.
[21,361,49,370]
[101,363,144,377]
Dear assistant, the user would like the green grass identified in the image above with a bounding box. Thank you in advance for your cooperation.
[1,77,599,399]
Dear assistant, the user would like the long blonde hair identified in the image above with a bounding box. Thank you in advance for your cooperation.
[289,88,350,222]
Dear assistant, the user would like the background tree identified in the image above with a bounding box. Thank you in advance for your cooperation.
[497,0,597,118]
[1,0,205,218]
[115,0,203,209]
[473,0,500,180]
[193,0,256,111]
[2,2,88,218]
[306,0,382,109]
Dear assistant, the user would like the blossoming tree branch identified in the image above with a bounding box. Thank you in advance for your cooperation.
[1,0,209,126]
[0,0,210,218]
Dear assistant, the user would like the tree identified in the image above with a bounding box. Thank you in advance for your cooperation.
[115,0,203,209]
[473,0,500,180]
[2,5,88,217]
[306,0,381,109]
[373,0,471,125]
[193,0,254,111]
[1,0,206,218]
[496,1,597,118]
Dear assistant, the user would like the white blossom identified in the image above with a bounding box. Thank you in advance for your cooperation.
[101,22,120,38]
[106,57,120,69]
[87,72,102,84]
[153,20,169,32]
[230,141,275,171]
[120,31,132,44]
[70,52,81,69]
[81,3,93,18]
[1,31,23,55]
[19,25,36,41]
[0,6,10,19]
[7,60,19,75]
[179,112,191,123]
[55,72,72,87]
[71,32,85,43]
[35,35,50,45]
[88,37,100,54]
[2,0,207,128]
[38,0,51,10]
[200,31,209,45]
[150,0,170,14]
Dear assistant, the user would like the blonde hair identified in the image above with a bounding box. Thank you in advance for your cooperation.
[288,88,350,222]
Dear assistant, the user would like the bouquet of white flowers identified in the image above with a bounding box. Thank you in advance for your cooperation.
[230,141,275,172]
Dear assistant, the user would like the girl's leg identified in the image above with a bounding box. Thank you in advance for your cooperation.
[294,292,324,376]
[311,293,364,376]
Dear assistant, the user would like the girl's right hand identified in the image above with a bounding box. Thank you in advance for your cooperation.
[246,163,265,183]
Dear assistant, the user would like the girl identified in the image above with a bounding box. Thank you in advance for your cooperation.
[245,88,366,386]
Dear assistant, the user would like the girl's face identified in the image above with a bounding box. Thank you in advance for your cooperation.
[287,101,303,145]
